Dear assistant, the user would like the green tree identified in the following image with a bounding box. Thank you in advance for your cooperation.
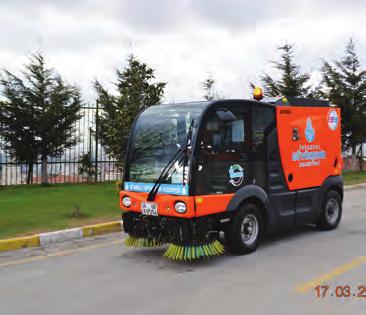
[78,152,97,183]
[94,55,166,167]
[0,80,38,184]
[319,39,366,167]
[0,53,82,184]
[254,44,310,97]
[202,77,219,100]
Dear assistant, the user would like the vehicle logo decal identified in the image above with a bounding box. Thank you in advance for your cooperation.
[229,164,244,187]
[305,117,315,143]
[327,109,339,131]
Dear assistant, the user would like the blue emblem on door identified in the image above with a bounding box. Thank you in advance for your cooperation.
[305,117,315,143]
[229,164,244,187]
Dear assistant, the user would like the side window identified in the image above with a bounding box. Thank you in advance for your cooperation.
[204,114,246,152]
[250,106,275,188]
[252,106,275,152]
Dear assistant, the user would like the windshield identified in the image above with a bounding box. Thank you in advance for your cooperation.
[124,103,207,195]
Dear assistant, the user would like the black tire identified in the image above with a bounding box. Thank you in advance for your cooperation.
[316,190,342,230]
[226,203,263,255]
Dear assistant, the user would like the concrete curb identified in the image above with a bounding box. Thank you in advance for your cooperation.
[0,221,123,252]
[344,183,366,191]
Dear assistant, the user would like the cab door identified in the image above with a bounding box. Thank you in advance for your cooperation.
[195,105,249,195]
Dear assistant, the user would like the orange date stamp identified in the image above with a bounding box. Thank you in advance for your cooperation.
[315,285,366,298]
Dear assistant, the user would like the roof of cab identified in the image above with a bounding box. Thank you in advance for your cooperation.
[157,99,274,109]
[156,97,330,109]
[265,97,330,107]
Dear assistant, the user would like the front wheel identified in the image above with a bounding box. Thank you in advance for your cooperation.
[317,190,342,230]
[226,203,263,255]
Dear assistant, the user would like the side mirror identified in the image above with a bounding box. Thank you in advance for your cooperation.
[216,108,236,122]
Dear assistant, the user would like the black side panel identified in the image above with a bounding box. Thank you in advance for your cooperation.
[295,188,321,224]
[266,127,296,230]
[267,192,296,230]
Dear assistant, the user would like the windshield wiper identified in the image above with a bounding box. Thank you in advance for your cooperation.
[147,120,194,202]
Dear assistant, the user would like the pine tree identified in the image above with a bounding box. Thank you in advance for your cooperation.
[0,75,38,184]
[255,44,310,97]
[202,77,218,100]
[319,39,366,167]
[0,53,82,184]
[94,55,166,167]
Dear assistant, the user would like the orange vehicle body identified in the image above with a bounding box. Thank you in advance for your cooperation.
[276,106,342,190]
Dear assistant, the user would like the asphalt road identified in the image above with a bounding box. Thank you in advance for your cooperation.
[1,187,366,315]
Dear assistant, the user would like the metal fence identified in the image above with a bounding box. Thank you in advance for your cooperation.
[0,105,122,186]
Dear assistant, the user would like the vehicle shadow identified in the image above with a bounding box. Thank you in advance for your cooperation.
[118,224,325,270]
[260,224,318,248]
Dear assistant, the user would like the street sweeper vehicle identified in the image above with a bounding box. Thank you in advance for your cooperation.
[120,90,343,260]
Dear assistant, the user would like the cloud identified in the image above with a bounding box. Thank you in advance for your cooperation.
[0,0,365,103]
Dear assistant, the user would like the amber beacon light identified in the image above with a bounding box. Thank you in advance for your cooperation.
[253,87,264,101]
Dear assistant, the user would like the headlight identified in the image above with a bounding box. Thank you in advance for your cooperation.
[175,201,187,214]
[122,196,131,207]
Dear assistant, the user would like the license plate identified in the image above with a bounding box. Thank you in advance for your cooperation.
[141,202,158,216]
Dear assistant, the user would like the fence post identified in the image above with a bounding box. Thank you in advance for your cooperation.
[89,127,93,158]
[94,101,99,182]
[361,138,364,171]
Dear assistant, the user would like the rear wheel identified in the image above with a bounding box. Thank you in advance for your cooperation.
[317,190,342,230]
[226,203,263,255]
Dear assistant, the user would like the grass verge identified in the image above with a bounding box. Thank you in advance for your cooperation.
[0,172,365,240]
[343,171,366,186]
[0,182,120,239]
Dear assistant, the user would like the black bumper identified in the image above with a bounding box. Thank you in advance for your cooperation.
[122,211,220,244]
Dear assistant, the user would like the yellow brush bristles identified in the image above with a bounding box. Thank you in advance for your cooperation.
[124,236,162,248]
[163,240,225,260]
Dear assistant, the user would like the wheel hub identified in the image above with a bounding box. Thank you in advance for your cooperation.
[325,198,339,225]
[241,214,259,245]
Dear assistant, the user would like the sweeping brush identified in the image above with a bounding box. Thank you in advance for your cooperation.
[163,240,225,260]
[124,236,162,248]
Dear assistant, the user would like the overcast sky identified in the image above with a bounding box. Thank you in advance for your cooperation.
[0,0,365,103]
